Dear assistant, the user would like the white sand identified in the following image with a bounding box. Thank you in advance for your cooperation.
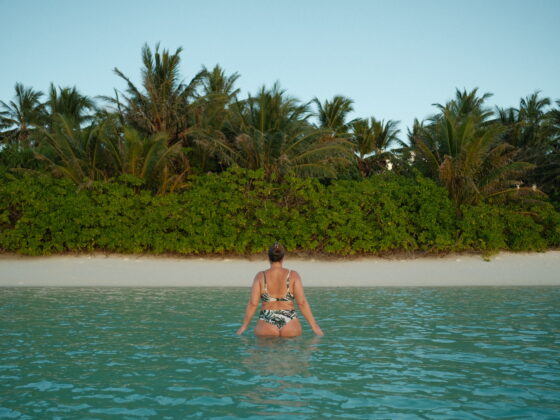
[0,251,558,287]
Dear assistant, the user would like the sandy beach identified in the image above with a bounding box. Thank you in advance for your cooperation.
[0,251,558,287]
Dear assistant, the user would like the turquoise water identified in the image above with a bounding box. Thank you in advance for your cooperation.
[1,287,559,419]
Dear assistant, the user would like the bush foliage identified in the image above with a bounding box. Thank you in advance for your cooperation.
[0,168,558,256]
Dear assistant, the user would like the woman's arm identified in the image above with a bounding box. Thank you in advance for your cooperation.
[292,272,324,336]
[236,273,261,335]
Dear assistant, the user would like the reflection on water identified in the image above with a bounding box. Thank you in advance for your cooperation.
[241,335,321,377]
[239,336,322,413]
[1,287,559,418]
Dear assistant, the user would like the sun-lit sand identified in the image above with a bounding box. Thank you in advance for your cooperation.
[0,251,559,287]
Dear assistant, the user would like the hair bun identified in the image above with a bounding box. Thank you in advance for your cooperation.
[268,242,285,262]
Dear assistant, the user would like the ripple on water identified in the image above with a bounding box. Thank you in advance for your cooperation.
[186,396,233,406]
[16,381,73,392]
[155,396,186,406]
[1,287,559,419]
[89,407,157,416]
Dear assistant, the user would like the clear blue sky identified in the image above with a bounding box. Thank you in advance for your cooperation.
[1,0,559,132]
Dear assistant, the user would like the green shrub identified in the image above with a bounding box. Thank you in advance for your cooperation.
[503,202,560,249]
[457,204,508,252]
[457,201,560,252]
[0,168,558,256]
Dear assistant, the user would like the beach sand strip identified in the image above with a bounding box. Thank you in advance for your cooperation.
[0,251,558,287]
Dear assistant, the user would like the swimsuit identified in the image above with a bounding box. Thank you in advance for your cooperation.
[259,309,297,329]
[259,270,297,329]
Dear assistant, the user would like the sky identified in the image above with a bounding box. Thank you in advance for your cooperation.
[1,0,559,133]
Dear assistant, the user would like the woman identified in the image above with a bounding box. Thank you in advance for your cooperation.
[236,243,324,337]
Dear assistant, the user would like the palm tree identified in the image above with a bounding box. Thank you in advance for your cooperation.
[495,106,521,140]
[495,92,552,147]
[518,92,553,159]
[349,117,401,176]
[108,43,205,146]
[0,83,45,147]
[35,115,106,185]
[199,64,240,101]
[498,92,552,152]
[535,99,560,201]
[495,92,557,199]
[434,87,494,123]
[312,95,354,137]
[103,126,188,194]
[35,114,188,193]
[47,84,95,126]
[546,100,560,134]
[188,65,241,172]
[350,118,375,161]
[194,64,241,132]
[223,84,353,179]
[411,89,536,206]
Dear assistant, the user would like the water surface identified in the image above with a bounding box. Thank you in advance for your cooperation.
[1,287,559,418]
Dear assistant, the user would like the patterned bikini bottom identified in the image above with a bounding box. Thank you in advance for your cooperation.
[259,309,297,329]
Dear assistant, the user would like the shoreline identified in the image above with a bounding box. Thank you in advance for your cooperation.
[1,251,559,287]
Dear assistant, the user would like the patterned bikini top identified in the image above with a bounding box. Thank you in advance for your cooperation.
[261,270,295,302]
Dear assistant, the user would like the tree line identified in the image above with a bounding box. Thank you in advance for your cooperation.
[1,43,559,206]
[2,169,558,256]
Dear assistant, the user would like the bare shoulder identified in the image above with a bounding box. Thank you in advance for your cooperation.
[289,270,302,283]
[253,271,264,284]
[289,270,305,295]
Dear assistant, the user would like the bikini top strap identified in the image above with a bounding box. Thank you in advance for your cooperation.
[286,270,291,293]
[263,271,268,293]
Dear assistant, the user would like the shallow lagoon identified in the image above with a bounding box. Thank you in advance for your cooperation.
[1,287,559,418]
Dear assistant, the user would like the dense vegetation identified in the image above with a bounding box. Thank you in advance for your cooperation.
[1,168,558,256]
[1,44,559,256]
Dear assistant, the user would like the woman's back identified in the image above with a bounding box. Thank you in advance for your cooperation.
[260,268,295,309]
[236,242,323,337]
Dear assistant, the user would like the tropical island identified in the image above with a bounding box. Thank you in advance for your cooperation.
[1,44,559,258]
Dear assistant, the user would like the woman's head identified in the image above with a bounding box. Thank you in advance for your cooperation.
[268,242,285,262]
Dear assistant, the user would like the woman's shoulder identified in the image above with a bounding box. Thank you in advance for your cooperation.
[288,269,301,280]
